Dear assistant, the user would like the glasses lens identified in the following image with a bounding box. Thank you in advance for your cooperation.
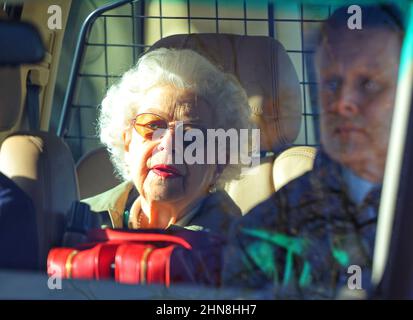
[134,113,168,140]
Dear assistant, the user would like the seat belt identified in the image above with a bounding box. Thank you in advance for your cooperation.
[25,67,49,131]
[25,72,40,131]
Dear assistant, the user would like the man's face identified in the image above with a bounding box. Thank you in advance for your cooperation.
[316,28,401,182]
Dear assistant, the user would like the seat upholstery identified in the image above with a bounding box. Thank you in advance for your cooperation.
[224,156,275,213]
[0,132,79,269]
[76,147,121,199]
[273,146,317,191]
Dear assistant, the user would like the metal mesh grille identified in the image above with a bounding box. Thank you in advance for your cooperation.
[63,0,333,161]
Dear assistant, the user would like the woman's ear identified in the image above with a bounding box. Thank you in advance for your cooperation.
[122,129,132,153]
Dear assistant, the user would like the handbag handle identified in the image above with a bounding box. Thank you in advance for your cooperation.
[88,228,193,250]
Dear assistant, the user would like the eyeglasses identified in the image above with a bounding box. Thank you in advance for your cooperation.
[132,113,170,140]
[131,113,206,144]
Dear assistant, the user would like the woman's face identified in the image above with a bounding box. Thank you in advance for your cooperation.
[123,85,218,207]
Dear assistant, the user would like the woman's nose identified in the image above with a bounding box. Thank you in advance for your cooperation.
[156,128,175,152]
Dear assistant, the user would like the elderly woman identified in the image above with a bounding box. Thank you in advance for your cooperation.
[83,48,253,233]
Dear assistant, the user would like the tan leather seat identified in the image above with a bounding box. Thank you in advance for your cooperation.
[0,132,79,269]
[224,156,275,213]
[273,146,317,191]
[76,147,121,199]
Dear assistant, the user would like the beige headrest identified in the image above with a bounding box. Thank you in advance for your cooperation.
[0,132,79,269]
[150,33,302,152]
[76,147,121,199]
[273,146,317,191]
[225,156,275,214]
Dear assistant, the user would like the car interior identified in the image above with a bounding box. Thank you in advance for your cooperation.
[0,0,412,300]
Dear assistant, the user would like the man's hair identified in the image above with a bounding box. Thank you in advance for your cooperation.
[318,4,405,44]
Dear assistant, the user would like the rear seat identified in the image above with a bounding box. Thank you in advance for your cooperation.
[0,19,79,269]
[0,132,80,269]
[77,34,316,214]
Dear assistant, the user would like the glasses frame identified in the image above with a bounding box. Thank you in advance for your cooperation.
[131,112,207,143]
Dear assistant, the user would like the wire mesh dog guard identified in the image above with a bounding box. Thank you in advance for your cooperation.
[58,0,331,161]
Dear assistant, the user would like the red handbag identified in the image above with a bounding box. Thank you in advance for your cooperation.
[47,242,119,280]
[47,228,223,286]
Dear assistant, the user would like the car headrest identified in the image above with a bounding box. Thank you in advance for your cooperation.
[149,33,302,152]
[0,132,79,269]
[0,20,45,66]
[0,20,45,131]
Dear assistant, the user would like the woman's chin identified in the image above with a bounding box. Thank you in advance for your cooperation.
[143,176,186,202]
[144,190,186,203]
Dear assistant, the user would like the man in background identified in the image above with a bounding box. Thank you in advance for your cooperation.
[222,4,404,298]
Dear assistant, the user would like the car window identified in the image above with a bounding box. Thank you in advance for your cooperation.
[0,0,411,300]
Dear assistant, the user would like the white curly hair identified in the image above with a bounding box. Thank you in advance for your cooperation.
[98,48,254,185]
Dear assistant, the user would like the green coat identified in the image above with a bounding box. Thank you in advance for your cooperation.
[82,181,242,234]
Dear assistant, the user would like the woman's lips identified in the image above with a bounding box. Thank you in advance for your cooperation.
[151,164,182,178]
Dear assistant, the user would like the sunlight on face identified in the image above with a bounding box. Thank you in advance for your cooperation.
[124,85,218,205]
